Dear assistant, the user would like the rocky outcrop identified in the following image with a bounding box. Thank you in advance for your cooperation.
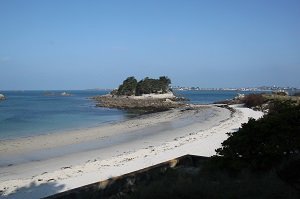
[61,92,72,96]
[92,94,186,112]
[0,94,5,100]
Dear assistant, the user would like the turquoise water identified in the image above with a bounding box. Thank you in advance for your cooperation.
[0,90,130,139]
[0,90,265,140]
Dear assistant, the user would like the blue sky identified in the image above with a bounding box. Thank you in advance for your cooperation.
[0,0,299,90]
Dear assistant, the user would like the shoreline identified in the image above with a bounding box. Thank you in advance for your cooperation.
[0,105,224,167]
[0,105,211,155]
[0,104,263,198]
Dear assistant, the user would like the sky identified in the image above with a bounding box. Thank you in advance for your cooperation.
[0,0,300,90]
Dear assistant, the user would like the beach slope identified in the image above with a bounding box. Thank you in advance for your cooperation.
[0,105,263,198]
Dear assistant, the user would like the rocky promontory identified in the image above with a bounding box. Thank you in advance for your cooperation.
[92,93,186,112]
[92,76,186,112]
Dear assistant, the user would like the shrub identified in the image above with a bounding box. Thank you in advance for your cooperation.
[127,166,299,199]
[115,76,171,96]
[293,92,300,97]
[242,94,265,108]
[215,101,300,171]
[272,91,288,96]
[117,76,137,96]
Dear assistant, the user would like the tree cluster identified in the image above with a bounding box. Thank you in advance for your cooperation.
[115,76,171,96]
[215,100,300,171]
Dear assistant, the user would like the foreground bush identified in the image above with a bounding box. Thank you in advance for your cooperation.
[127,167,298,199]
[293,92,300,97]
[215,101,300,171]
[126,101,300,198]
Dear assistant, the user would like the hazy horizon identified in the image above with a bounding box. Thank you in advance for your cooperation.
[0,84,298,91]
[1,0,300,90]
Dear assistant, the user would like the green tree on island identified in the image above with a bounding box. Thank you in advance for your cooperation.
[115,76,171,96]
[117,76,138,96]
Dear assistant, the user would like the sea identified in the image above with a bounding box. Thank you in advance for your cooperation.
[0,90,265,140]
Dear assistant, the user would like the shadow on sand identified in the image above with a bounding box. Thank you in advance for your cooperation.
[1,181,65,199]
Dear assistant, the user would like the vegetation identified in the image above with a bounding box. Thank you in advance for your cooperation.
[242,93,266,109]
[125,100,300,198]
[294,92,300,97]
[263,93,300,105]
[272,91,288,96]
[214,100,300,171]
[53,99,300,198]
[114,76,171,96]
[117,76,137,96]
[127,167,298,199]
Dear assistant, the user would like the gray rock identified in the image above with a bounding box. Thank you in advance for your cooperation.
[0,94,5,100]
[91,94,185,112]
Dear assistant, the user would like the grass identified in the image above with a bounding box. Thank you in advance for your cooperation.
[263,94,300,104]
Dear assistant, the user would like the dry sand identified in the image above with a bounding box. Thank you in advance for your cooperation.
[0,104,263,199]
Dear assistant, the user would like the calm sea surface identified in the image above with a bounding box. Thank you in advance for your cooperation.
[0,90,264,139]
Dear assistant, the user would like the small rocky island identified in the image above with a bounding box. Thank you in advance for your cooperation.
[0,93,6,101]
[92,76,186,112]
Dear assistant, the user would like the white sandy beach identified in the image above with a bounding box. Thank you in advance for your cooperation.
[0,105,263,199]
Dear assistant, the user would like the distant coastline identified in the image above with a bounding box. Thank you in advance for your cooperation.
[171,85,299,92]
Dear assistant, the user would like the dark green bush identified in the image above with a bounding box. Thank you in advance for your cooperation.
[242,93,265,108]
[215,101,300,171]
[294,92,300,96]
[115,76,171,96]
[117,76,138,96]
[125,101,300,198]
[127,167,298,199]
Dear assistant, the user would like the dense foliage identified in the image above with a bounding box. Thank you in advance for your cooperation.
[215,101,300,171]
[242,93,266,108]
[128,167,298,199]
[126,101,300,198]
[117,76,137,96]
[115,76,171,96]
[294,92,300,97]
